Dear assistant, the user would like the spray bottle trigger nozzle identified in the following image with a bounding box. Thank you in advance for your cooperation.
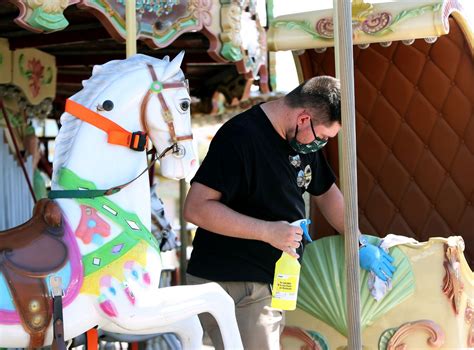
[300,219,312,243]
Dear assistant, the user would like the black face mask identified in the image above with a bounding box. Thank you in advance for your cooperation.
[289,119,328,154]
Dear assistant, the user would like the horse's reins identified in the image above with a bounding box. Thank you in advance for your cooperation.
[49,64,192,199]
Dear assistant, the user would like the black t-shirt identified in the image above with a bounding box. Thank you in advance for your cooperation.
[187,104,336,283]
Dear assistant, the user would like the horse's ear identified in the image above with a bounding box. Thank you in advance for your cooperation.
[92,64,102,75]
[161,51,185,81]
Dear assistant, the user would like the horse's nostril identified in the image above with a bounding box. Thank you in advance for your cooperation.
[191,159,196,167]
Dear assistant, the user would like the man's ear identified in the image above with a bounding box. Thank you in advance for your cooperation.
[296,112,311,125]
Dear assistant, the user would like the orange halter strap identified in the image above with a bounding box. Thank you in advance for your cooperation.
[65,99,149,151]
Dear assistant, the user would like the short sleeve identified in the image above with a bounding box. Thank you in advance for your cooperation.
[306,150,336,196]
[191,126,246,203]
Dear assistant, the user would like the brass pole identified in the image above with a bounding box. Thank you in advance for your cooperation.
[333,0,362,349]
[125,0,137,57]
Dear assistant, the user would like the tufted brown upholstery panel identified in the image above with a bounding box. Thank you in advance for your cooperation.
[301,18,474,268]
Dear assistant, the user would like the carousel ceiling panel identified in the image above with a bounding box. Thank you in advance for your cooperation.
[1,1,267,116]
[0,3,251,117]
[4,0,269,82]
[306,17,474,267]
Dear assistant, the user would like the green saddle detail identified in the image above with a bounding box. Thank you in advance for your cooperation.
[57,168,160,276]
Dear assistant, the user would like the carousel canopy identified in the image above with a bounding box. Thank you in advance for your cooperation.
[0,0,269,117]
[267,0,473,55]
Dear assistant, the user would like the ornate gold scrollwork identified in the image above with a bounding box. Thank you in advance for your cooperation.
[387,320,445,349]
[442,240,464,314]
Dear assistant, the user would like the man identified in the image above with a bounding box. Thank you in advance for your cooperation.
[184,76,395,349]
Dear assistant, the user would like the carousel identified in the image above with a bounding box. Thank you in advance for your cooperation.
[0,0,473,349]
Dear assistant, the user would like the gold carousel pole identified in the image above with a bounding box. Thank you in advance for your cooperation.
[125,0,137,57]
[334,0,362,349]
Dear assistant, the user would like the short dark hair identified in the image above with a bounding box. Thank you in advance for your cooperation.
[284,76,341,125]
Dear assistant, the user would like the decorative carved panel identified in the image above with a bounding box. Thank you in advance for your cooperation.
[12,49,57,105]
[77,0,214,49]
[218,0,268,82]
[9,0,80,33]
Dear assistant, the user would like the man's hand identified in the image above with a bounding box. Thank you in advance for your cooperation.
[263,221,303,258]
[359,243,396,282]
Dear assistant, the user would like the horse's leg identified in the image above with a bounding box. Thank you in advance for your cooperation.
[160,316,203,350]
[167,283,243,349]
[102,316,203,350]
[103,283,243,349]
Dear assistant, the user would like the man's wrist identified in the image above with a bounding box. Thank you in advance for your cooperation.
[257,220,270,243]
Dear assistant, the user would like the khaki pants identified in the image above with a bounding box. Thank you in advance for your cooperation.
[186,274,285,350]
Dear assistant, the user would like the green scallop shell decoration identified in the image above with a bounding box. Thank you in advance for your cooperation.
[297,235,415,337]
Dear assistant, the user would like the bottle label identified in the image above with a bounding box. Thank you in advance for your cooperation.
[273,274,299,300]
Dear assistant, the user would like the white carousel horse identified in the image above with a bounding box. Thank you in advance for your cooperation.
[0,53,243,349]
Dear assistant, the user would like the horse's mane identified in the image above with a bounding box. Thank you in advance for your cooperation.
[52,54,178,186]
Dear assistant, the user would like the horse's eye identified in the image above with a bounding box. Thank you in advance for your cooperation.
[180,101,189,111]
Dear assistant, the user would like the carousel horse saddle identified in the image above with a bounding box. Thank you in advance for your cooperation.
[0,199,68,348]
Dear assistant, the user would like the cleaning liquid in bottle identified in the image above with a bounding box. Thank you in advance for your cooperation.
[271,219,311,310]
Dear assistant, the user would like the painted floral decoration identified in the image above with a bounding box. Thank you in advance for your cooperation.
[27,58,44,97]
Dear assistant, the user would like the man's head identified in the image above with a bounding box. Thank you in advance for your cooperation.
[283,76,341,153]
[284,75,341,125]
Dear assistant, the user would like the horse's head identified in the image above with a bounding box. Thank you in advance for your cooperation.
[57,52,198,183]
[138,52,198,180]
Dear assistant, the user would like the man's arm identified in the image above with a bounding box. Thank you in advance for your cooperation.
[312,183,396,281]
[184,182,303,257]
[311,183,345,234]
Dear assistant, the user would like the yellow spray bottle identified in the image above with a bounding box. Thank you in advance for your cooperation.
[271,219,311,310]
